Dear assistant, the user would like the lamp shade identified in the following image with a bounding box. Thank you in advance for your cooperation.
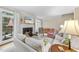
[7,19,14,27]
[59,20,79,35]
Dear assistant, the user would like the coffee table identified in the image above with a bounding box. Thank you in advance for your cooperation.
[50,44,76,52]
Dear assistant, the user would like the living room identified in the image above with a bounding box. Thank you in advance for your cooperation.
[0,6,79,52]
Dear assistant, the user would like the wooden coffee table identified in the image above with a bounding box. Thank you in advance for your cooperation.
[49,44,76,52]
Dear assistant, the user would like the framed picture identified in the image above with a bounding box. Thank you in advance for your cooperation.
[24,16,33,20]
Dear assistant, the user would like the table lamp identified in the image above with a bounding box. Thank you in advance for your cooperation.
[59,20,79,49]
[7,19,13,27]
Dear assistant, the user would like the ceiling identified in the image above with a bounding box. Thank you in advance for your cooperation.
[2,6,78,16]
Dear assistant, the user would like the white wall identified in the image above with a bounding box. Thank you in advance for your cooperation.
[0,10,2,41]
[43,13,74,30]
[43,16,63,29]
[74,7,79,20]
[14,12,36,34]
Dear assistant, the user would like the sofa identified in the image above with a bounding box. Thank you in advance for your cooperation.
[14,34,54,52]
[14,34,37,52]
[14,33,79,52]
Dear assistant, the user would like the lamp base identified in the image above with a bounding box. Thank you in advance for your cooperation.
[68,37,71,50]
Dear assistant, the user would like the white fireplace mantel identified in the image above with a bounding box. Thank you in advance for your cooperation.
[20,24,35,34]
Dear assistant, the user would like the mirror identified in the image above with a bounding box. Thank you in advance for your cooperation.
[2,11,14,41]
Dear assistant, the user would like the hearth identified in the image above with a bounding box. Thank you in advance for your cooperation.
[23,27,33,36]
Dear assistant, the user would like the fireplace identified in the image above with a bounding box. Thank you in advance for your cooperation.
[23,27,33,36]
